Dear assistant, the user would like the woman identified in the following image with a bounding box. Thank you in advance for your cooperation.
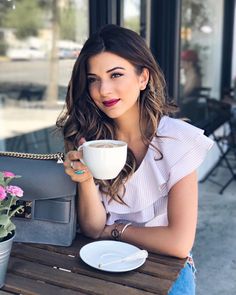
[57,25,213,294]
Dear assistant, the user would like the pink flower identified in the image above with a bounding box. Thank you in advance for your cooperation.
[6,185,24,198]
[3,171,16,178]
[0,186,7,200]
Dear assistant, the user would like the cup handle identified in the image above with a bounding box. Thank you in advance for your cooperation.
[77,145,86,165]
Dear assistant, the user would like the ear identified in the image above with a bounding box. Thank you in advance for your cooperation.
[140,68,150,90]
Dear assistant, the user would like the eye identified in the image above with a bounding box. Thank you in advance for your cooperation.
[111,72,123,79]
[87,77,97,84]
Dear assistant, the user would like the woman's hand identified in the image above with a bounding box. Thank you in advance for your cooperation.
[63,138,93,183]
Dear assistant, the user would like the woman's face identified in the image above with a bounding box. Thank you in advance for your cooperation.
[87,52,149,120]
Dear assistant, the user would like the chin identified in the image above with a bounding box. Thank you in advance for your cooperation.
[103,110,123,119]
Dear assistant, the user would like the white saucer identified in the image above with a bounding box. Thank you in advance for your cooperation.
[80,240,147,272]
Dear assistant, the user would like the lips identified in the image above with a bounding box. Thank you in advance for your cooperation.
[103,99,120,107]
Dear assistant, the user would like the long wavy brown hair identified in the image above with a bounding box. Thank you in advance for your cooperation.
[57,24,177,204]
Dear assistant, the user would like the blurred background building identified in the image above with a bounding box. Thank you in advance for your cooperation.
[0,0,235,180]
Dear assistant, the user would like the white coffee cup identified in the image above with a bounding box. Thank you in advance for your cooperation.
[78,139,127,180]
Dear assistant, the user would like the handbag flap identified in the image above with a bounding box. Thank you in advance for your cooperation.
[0,156,76,200]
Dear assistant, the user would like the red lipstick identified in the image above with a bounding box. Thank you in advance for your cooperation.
[103,99,120,107]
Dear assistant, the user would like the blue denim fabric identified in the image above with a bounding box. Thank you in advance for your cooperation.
[168,262,196,295]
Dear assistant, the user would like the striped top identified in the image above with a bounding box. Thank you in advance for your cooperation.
[99,116,214,227]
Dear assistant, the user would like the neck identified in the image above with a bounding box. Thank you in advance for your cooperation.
[114,105,144,143]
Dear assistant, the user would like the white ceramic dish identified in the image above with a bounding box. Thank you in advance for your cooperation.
[79,240,147,272]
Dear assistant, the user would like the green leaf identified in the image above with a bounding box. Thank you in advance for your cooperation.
[0,206,9,212]
[5,178,13,185]
[2,197,12,207]
[5,220,15,233]
[0,179,5,186]
[0,215,10,226]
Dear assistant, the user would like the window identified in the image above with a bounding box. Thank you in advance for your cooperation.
[0,0,88,153]
[123,0,141,34]
[179,0,224,125]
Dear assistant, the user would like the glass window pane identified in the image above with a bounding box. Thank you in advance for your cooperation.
[179,0,224,125]
[123,0,141,34]
[0,0,89,153]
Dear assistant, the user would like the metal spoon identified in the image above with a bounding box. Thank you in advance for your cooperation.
[98,249,148,268]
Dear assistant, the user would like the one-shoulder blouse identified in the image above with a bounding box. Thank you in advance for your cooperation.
[99,116,214,226]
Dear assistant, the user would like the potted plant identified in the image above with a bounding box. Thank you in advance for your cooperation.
[0,171,24,288]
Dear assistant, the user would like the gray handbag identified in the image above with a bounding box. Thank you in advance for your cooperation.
[0,151,77,246]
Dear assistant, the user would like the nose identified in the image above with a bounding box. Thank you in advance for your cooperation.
[99,79,112,97]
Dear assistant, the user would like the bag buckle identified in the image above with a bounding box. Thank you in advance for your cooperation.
[14,200,32,219]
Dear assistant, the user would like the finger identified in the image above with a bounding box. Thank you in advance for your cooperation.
[64,164,93,183]
[79,137,86,145]
[64,166,75,177]
[63,151,81,168]
[70,167,93,183]
[63,149,92,183]
[66,150,81,161]
[64,165,87,178]
[65,159,89,176]
[70,160,86,171]
[66,161,86,176]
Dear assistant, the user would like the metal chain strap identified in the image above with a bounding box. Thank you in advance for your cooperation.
[0,151,64,161]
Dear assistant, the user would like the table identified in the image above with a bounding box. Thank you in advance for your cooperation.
[2,235,187,295]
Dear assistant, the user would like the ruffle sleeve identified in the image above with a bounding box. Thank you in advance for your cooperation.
[155,116,214,192]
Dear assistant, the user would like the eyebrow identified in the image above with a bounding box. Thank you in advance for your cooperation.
[87,66,125,76]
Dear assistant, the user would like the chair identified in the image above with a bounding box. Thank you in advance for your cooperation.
[18,86,45,102]
[196,87,211,99]
[199,99,236,194]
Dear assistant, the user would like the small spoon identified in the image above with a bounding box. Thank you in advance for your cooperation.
[98,249,148,268]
